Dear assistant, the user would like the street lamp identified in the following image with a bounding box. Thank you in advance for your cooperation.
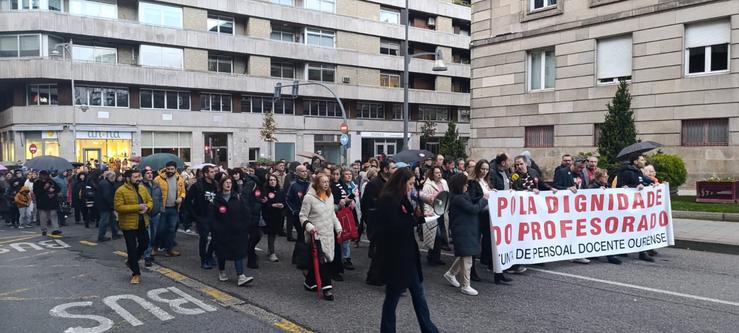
[50,39,79,162]
[403,0,447,152]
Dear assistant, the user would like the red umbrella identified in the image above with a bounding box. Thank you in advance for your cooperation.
[310,231,322,299]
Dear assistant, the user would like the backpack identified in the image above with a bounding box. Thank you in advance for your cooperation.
[83,182,97,207]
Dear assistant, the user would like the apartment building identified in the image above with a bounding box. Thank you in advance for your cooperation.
[0,0,471,167]
[470,0,738,186]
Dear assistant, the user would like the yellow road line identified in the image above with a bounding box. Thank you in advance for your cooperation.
[48,234,63,239]
[154,267,187,282]
[113,250,128,257]
[274,319,312,333]
[0,235,37,245]
[79,240,97,246]
[200,286,238,304]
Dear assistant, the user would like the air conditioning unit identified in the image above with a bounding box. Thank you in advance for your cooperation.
[342,77,351,83]
[427,17,436,27]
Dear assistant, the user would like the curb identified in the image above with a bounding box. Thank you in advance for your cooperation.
[672,211,739,222]
[673,239,739,256]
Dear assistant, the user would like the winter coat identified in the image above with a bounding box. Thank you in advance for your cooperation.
[143,181,163,215]
[72,175,86,205]
[375,194,424,289]
[449,193,487,257]
[14,187,31,208]
[616,165,647,188]
[53,175,68,199]
[299,187,342,262]
[240,173,263,228]
[489,164,512,191]
[95,179,116,212]
[512,168,551,191]
[33,178,60,210]
[553,167,583,190]
[261,185,285,235]
[285,177,310,216]
[154,171,186,210]
[184,179,218,222]
[114,182,152,231]
[212,192,252,260]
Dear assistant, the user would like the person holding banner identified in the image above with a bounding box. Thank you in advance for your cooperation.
[444,173,491,296]
[512,155,555,194]
[616,154,656,263]
[587,169,623,265]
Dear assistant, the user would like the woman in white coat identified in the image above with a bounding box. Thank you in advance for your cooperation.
[422,167,449,266]
[299,174,342,301]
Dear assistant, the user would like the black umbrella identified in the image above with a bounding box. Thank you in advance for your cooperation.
[616,141,663,161]
[392,149,434,164]
[24,156,74,171]
[139,153,185,171]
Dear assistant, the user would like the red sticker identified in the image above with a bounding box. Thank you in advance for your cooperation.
[401,205,408,214]
[218,205,227,214]
[255,189,261,198]
[298,192,304,198]
[268,192,275,199]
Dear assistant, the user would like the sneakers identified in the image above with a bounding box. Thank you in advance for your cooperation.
[144,258,153,267]
[165,250,181,257]
[219,271,229,282]
[461,286,478,296]
[443,272,461,288]
[130,275,141,284]
[237,275,254,286]
[343,258,355,270]
[269,253,279,262]
[571,258,591,264]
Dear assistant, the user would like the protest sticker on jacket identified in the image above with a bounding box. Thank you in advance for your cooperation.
[488,184,674,273]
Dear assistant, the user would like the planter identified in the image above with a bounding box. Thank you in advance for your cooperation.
[696,181,739,203]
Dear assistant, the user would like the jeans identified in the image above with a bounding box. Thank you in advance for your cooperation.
[18,207,31,226]
[158,207,179,251]
[38,209,59,233]
[144,213,160,259]
[380,271,439,333]
[341,240,351,260]
[97,210,120,240]
[123,219,149,276]
[217,255,244,275]
[197,219,214,262]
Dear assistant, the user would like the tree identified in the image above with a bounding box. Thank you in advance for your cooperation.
[259,111,277,143]
[597,80,636,172]
[420,119,437,140]
[439,121,467,160]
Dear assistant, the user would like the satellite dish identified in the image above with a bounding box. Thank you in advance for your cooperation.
[432,191,450,216]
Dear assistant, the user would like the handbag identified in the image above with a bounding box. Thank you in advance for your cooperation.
[416,216,438,250]
[336,207,359,243]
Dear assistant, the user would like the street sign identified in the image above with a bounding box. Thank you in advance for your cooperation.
[29,144,37,155]
[339,122,349,134]
[340,134,349,146]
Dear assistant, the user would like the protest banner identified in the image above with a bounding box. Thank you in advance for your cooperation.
[488,183,674,273]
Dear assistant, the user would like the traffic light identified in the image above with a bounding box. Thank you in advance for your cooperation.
[292,80,299,97]
[274,82,282,100]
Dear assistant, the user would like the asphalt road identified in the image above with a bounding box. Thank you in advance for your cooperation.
[2,222,738,333]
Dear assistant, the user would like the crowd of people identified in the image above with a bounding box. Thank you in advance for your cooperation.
[0,150,664,333]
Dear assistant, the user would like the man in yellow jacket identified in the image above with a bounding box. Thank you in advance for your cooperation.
[115,169,153,284]
[153,161,186,257]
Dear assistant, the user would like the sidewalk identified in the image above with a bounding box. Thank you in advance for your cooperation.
[673,218,739,255]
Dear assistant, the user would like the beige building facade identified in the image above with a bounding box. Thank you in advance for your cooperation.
[0,0,472,167]
[470,0,739,187]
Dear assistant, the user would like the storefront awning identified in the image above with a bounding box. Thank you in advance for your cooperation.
[11,125,64,132]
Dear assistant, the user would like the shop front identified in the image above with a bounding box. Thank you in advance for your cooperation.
[76,131,133,167]
[360,132,406,162]
[24,130,60,160]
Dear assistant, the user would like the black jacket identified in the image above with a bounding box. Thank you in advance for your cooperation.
[285,177,310,216]
[449,193,487,257]
[240,174,263,227]
[616,165,647,188]
[553,167,582,190]
[33,178,60,210]
[489,165,511,191]
[185,178,218,221]
[261,184,285,234]
[512,168,551,191]
[95,179,115,212]
[212,193,251,260]
[375,194,424,289]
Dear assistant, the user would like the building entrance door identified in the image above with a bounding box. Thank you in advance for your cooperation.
[83,148,102,167]
[374,141,397,157]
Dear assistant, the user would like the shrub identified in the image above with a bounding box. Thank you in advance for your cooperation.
[647,153,687,190]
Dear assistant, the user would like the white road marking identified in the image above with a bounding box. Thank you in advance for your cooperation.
[528,267,739,307]
[102,294,174,326]
[49,302,114,333]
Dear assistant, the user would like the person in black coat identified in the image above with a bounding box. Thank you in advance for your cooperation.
[444,174,489,296]
[72,172,90,226]
[616,154,655,263]
[376,168,439,333]
[241,172,264,269]
[261,173,285,262]
[212,176,254,286]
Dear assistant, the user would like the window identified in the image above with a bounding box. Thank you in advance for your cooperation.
[271,27,296,42]
[140,132,192,162]
[391,104,403,120]
[593,123,602,146]
[530,0,557,11]
[528,49,555,91]
[380,7,400,24]
[72,45,116,64]
[306,28,335,48]
[271,61,295,78]
[272,0,293,5]
[242,95,293,114]
[26,84,58,106]
[140,89,190,110]
[139,45,183,69]
[0,0,62,11]
[380,39,400,56]
[306,63,335,82]
[597,35,632,83]
[380,72,400,87]
[0,34,40,58]
[685,20,730,75]
[304,99,340,117]
[682,119,728,146]
[200,93,232,112]
[248,148,260,162]
[69,0,116,18]
[525,126,554,148]
[358,103,384,119]
[305,0,334,13]
[75,86,128,107]
[208,55,232,73]
[207,15,233,35]
[418,105,449,121]
[458,108,470,123]
[139,1,182,28]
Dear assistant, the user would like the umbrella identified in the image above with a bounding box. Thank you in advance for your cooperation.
[0,164,7,172]
[392,149,434,164]
[616,141,663,161]
[310,231,322,299]
[24,156,73,171]
[296,151,325,161]
[128,156,142,163]
[190,163,215,170]
[139,153,185,171]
